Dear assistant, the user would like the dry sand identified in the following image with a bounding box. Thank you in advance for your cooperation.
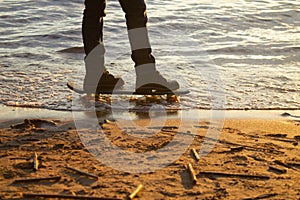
[0,114,299,199]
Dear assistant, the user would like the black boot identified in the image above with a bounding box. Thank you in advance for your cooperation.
[83,45,124,94]
[135,63,179,93]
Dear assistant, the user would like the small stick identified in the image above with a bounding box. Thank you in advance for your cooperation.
[147,126,178,130]
[273,160,291,168]
[187,163,197,184]
[66,165,98,179]
[13,176,61,183]
[23,193,121,200]
[286,161,300,168]
[219,140,284,154]
[274,160,299,171]
[241,193,278,200]
[199,172,269,180]
[129,184,143,200]
[269,165,287,174]
[33,152,39,171]
[191,148,200,161]
[230,146,244,152]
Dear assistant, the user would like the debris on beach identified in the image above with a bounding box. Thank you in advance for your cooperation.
[229,146,244,152]
[198,171,270,180]
[286,161,300,168]
[129,184,143,200]
[268,165,287,174]
[241,193,278,200]
[187,163,197,184]
[33,152,39,171]
[66,165,98,179]
[191,148,200,161]
[13,176,61,184]
[23,193,122,200]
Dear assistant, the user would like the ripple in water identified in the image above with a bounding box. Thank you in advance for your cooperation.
[0,0,299,111]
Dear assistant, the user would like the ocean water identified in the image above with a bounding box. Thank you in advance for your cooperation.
[0,0,299,111]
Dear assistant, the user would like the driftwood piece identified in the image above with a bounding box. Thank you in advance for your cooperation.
[268,165,287,174]
[286,161,300,168]
[129,184,143,200]
[273,160,291,168]
[191,148,200,161]
[147,126,178,130]
[265,136,297,144]
[219,140,283,154]
[23,193,121,200]
[265,133,287,138]
[274,160,300,171]
[187,163,197,184]
[230,146,244,152]
[198,171,269,180]
[241,193,278,200]
[33,152,39,171]
[66,165,98,179]
[13,176,61,183]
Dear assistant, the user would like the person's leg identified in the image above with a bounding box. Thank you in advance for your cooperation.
[82,0,124,94]
[118,0,179,92]
[118,0,154,66]
[82,0,106,55]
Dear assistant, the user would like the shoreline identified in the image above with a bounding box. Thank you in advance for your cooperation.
[1,104,299,122]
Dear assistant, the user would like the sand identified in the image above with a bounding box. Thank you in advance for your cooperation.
[0,113,299,199]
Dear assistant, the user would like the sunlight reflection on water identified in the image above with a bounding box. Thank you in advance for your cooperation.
[0,0,299,111]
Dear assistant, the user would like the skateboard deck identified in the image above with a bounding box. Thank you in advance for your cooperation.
[67,82,189,95]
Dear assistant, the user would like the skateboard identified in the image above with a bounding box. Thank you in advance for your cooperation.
[67,82,189,96]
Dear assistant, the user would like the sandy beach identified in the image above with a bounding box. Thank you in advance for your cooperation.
[0,109,299,200]
[1,0,299,199]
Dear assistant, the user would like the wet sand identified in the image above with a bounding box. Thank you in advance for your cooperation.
[0,110,300,199]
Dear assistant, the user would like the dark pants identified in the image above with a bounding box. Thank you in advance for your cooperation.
[82,0,155,66]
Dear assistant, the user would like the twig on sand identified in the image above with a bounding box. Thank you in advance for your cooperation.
[147,126,178,130]
[187,163,197,184]
[191,148,200,161]
[13,176,61,183]
[23,193,121,200]
[198,171,269,180]
[33,152,39,171]
[230,146,244,152]
[129,184,143,200]
[273,160,299,171]
[241,193,278,200]
[286,161,300,168]
[268,165,287,174]
[66,165,98,179]
[219,140,283,154]
[273,160,291,168]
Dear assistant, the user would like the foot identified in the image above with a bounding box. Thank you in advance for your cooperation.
[135,70,179,93]
[84,70,124,94]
